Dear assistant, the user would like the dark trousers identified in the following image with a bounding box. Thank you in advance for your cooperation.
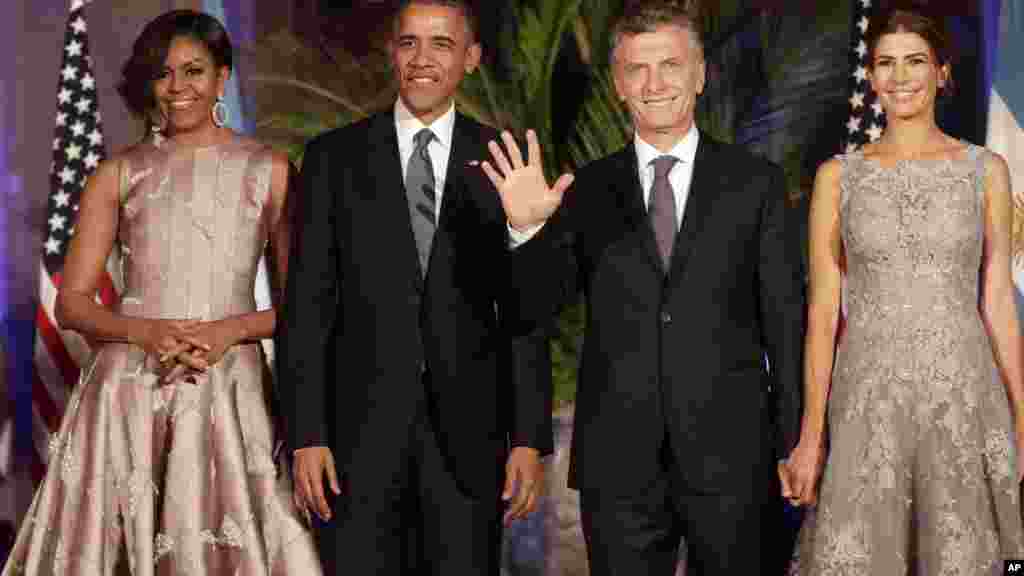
[580,434,773,576]
[316,403,503,576]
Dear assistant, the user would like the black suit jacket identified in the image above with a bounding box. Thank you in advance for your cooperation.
[276,109,553,499]
[512,135,804,496]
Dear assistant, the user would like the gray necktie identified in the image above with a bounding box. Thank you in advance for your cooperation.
[649,155,679,271]
[406,128,436,272]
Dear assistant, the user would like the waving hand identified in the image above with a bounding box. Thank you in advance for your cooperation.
[481,130,573,232]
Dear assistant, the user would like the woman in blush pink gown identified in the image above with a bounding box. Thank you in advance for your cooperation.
[2,10,321,575]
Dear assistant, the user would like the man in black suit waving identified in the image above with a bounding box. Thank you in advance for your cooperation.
[484,2,805,574]
[276,1,556,574]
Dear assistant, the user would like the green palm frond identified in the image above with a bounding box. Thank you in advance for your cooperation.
[567,67,630,167]
[761,1,850,85]
[572,0,621,69]
[564,1,631,168]
[513,0,585,101]
[242,29,395,165]
[458,0,583,176]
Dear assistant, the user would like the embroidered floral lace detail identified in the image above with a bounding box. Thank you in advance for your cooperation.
[199,515,249,549]
[153,532,175,564]
[791,146,1024,574]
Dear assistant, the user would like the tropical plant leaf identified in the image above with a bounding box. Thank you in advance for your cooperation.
[240,28,395,165]
[567,67,631,167]
[573,0,622,69]
[459,0,584,177]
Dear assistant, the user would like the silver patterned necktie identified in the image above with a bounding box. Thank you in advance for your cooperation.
[407,128,437,272]
[649,155,679,271]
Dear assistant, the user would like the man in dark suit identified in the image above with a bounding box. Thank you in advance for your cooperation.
[276,1,553,574]
[483,2,805,574]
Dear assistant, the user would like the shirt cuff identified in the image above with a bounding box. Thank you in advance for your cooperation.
[507,221,545,248]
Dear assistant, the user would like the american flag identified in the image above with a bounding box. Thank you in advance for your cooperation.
[33,0,117,485]
[844,0,887,152]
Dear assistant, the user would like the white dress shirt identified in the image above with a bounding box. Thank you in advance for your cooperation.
[508,125,700,247]
[395,97,456,222]
[634,124,700,227]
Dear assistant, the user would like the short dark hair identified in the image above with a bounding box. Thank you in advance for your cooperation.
[610,0,703,63]
[118,10,233,118]
[866,2,956,96]
[394,0,479,42]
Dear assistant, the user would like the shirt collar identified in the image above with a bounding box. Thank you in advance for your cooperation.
[395,97,456,151]
[634,124,700,171]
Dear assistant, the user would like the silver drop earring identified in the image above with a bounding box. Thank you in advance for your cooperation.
[150,112,164,134]
[212,95,228,128]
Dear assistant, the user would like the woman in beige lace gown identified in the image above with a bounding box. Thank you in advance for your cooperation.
[784,6,1024,574]
[2,11,321,575]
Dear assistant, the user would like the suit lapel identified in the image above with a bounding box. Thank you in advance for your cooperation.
[437,114,471,240]
[422,112,474,285]
[616,144,665,276]
[666,134,715,285]
[368,111,425,290]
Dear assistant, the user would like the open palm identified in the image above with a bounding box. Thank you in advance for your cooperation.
[482,130,574,231]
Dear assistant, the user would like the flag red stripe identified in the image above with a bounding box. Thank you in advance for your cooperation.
[35,305,80,389]
[30,454,45,487]
[32,372,61,433]
[24,1,111,510]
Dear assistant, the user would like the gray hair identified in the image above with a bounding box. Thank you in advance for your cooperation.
[609,1,703,64]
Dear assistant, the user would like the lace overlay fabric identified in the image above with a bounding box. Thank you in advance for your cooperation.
[2,134,321,575]
[792,145,1024,575]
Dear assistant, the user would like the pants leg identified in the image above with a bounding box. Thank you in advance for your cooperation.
[580,430,771,576]
[414,408,503,576]
[579,474,684,576]
[675,486,765,576]
[315,477,419,575]
[315,420,421,576]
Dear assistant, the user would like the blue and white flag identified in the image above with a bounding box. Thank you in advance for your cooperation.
[984,0,1024,311]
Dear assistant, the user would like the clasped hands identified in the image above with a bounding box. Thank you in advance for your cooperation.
[778,433,826,508]
[141,318,240,382]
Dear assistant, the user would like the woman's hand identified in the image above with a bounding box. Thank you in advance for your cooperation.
[138,319,209,382]
[138,318,202,363]
[185,319,244,367]
[783,432,827,507]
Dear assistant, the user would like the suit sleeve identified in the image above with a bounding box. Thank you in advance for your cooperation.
[276,135,338,451]
[506,325,555,456]
[497,170,583,457]
[757,163,806,460]
[500,181,582,337]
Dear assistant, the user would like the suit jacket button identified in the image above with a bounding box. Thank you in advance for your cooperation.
[661,311,672,325]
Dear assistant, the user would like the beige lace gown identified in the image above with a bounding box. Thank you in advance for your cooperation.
[793,144,1024,575]
[2,134,321,575]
